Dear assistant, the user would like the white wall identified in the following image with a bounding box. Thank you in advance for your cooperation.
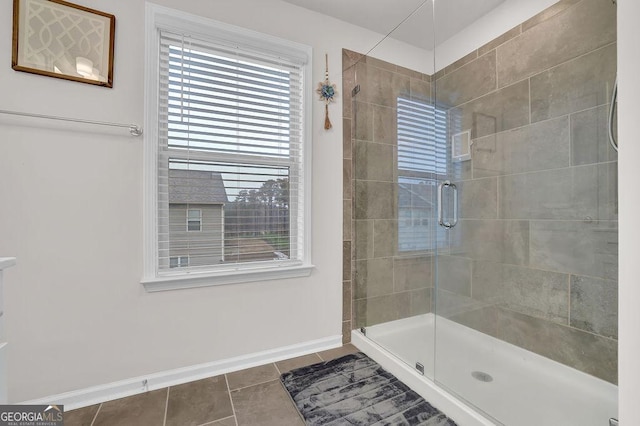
[0,0,427,402]
[617,0,640,423]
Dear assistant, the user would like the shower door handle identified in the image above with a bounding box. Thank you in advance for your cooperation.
[450,183,458,228]
[608,77,618,152]
[438,180,458,229]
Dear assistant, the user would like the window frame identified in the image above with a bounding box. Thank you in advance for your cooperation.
[142,4,313,292]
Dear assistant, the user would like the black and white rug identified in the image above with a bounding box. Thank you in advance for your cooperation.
[280,352,458,425]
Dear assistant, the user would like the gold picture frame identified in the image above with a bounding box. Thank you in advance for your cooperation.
[12,0,115,88]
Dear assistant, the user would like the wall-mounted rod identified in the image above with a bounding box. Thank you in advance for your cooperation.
[0,109,143,136]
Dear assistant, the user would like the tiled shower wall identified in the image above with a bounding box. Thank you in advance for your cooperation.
[437,0,617,384]
[342,50,435,342]
[342,0,618,383]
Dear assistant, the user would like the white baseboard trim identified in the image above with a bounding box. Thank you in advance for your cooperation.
[21,335,342,411]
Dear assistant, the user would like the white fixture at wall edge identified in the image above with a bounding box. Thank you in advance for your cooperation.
[0,258,16,404]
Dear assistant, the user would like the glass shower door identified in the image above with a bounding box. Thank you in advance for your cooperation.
[432,0,618,424]
[347,0,438,381]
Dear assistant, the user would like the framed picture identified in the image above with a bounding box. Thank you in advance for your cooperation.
[12,0,115,87]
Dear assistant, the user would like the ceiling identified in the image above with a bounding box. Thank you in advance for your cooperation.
[281,0,506,50]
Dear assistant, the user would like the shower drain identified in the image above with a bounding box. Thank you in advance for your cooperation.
[471,371,494,382]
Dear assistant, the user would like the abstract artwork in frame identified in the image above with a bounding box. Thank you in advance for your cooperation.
[12,0,115,87]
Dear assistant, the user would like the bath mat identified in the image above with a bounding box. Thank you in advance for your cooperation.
[280,352,458,425]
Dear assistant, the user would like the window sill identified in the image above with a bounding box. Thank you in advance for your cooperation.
[141,263,315,292]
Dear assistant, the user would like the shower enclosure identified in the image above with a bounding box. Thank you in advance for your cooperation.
[344,0,618,424]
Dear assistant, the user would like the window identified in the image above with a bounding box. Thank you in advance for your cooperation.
[396,97,448,252]
[143,5,313,290]
[187,209,201,232]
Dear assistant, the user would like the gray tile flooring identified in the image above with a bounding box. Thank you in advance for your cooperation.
[65,345,359,426]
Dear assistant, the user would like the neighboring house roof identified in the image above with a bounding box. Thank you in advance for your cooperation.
[169,170,228,205]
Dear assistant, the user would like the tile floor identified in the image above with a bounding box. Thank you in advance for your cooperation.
[65,344,359,426]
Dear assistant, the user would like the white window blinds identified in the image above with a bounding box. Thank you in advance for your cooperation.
[397,97,448,177]
[397,97,448,252]
[156,29,307,274]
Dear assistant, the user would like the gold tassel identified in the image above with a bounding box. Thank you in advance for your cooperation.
[324,104,332,130]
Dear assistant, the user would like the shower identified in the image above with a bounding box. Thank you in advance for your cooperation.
[344,0,618,424]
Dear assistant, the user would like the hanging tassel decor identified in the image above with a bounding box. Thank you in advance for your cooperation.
[317,53,337,130]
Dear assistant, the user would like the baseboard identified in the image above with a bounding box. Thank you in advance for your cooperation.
[21,335,342,410]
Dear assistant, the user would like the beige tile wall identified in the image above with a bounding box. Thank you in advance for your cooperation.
[342,49,434,341]
[342,0,618,383]
[439,0,617,384]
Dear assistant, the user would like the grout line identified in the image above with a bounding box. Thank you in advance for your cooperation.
[528,39,617,83]
[463,159,618,181]
[224,375,239,426]
[444,252,616,283]
[229,376,281,393]
[89,403,102,426]
[273,361,282,375]
[196,416,236,426]
[565,323,618,342]
[440,41,616,113]
[498,304,617,342]
[163,387,169,426]
[471,103,610,144]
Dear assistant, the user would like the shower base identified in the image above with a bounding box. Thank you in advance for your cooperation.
[351,313,617,426]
